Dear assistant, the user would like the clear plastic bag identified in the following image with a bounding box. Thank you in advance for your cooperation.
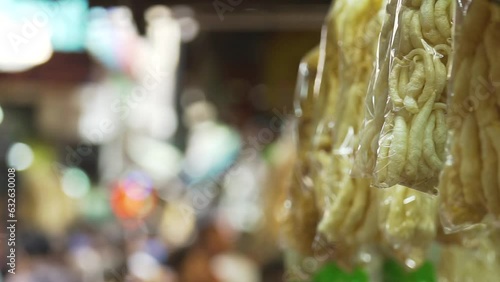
[309,0,341,218]
[439,0,500,233]
[354,0,453,193]
[294,46,320,156]
[283,47,322,257]
[317,0,386,251]
[353,0,401,178]
[378,186,438,269]
[283,0,346,274]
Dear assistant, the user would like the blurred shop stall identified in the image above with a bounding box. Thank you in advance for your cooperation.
[0,0,323,281]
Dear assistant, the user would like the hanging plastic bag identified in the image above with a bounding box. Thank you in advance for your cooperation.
[317,0,386,250]
[283,47,322,258]
[439,0,500,233]
[309,0,342,217]
[354,0,454,193]
[353,0,401,178]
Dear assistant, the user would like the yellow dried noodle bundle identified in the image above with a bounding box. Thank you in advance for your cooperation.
[440,0,500,231]
[375,0,453,191]
[355,0,453,193]
[317,0,385,249]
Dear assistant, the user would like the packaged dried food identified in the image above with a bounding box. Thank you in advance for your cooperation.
[440,0,500,232]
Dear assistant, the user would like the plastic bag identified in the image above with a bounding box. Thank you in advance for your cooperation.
[309,0,341,217]
[295,46,321,161]
[439,0,500,233]
[354,0,453,193]
[283,47,322,257]
[353,0,401,178]
[317,0,386,250]
[284,1,344,276]
[378,186,438,269]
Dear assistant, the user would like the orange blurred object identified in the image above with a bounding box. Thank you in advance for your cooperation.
[111,179,157,219]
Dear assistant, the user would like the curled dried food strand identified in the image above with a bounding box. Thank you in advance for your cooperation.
[420,0,448,44]
[422,113,443,171]
[386,115,408,184]
[405,91,436,182]
[404,58,425,103]
[389,59,405,108]
[435,0,452,39]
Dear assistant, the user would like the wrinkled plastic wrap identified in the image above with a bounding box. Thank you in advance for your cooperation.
[353,0,400,178]
[440,0,500,232]
[283,0,345,276]
[310,2,341,217]
[283,47,322,257]
[379,186,438,269]
[317,0,385,252]
[354,0,454,193]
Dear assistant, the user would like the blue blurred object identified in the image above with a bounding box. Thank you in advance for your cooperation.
[86,7,118,69]
[144,238,169,263]
[183,123,241,184]
[68,234,91,250]
[48,0,88,52]
[0,0,88,52]
[86,6,140,73]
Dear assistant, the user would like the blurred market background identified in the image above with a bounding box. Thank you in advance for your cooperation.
[0,0,330,281]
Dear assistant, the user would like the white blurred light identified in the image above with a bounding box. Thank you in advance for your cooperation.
[73,246,102,272]
[61,168,90,199]
[0,15,53,72]
[145,5,172,22]
[221,167,262,232]
[7,143,34,171]
[211,254,260,282]
[128,252,160,280]
[171,5,199,42]
[224,205,262,232]
[160,202,196,247]
[360,252,372,263]
[127,136,182,181]
[178,17,199,43]
[184,121,240,180]
[405,258,417,269]
[403,195,416,205]
[78,83,119,144]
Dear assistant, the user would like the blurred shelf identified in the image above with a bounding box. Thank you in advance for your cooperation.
[120,2,329,32]
[194,4,328,31]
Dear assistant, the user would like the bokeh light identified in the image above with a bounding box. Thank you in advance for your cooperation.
[123,171,154,200]
[0,14,53,72]
[7,142,34,171]
[61,168,91,199]
[159,202,196,247]
[111,175,157,220]
[128,252,160,280]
